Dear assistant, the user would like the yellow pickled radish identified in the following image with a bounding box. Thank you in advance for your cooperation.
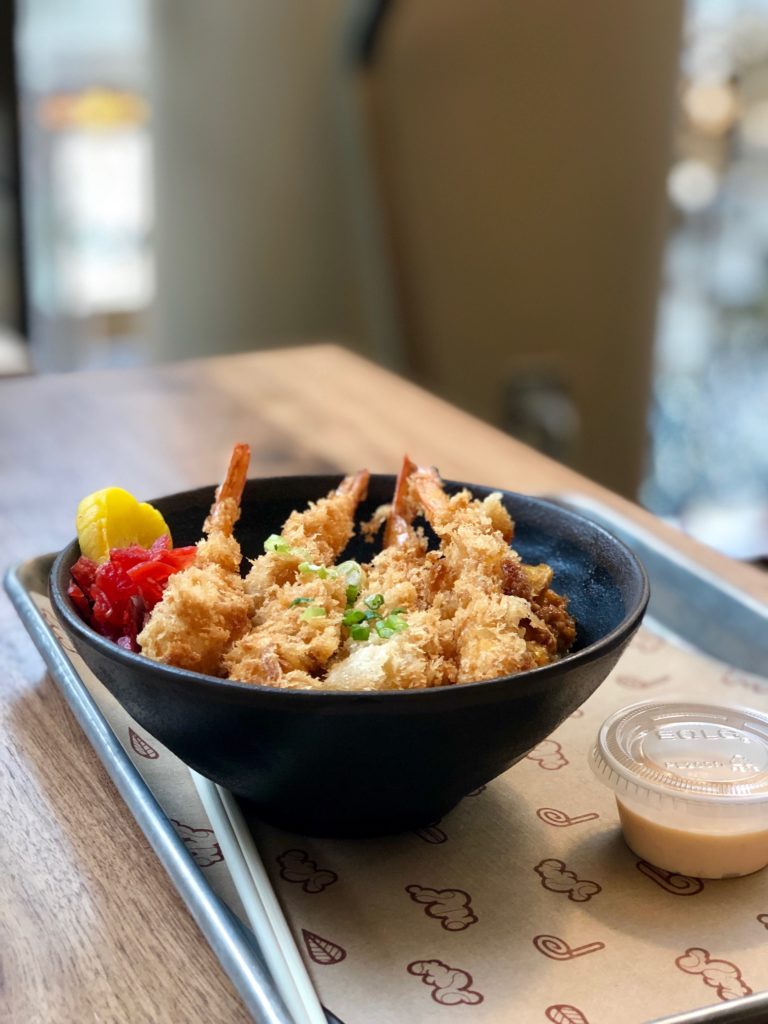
[76,487,172,563]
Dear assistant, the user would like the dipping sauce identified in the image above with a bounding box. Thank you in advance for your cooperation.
[591,702,768,879]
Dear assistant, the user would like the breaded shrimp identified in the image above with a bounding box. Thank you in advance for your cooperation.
[410,465,575,681]
[244,470,369,600]
[320,607,452,690]
[364,456,438,612]
[410,465,515,597]
[224,573,348,684]
[137,444,253,676]
[322,458,455,691]
[225,471,369,685]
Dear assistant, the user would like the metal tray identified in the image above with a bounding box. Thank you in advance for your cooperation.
[5,495,768,1024]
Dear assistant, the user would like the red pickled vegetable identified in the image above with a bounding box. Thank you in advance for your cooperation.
[67,536,196,649]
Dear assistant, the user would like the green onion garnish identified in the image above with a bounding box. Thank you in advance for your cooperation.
[337,561,364,606]
[365,593,384,610]
[388,613,408,632]
[342,609,366,626]
[350,624,370,641]
[298,561,330,579]
[375,613,408,638]
[264,534,291,553]
[300,605,327,621]
[290,597,312,607]
[337,560,363,584]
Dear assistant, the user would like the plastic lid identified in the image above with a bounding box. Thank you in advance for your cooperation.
[591,702,768,808]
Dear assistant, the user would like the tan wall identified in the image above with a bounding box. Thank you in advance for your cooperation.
[363,0,683,496]
[148,0,366,362]
[149,1,682,497]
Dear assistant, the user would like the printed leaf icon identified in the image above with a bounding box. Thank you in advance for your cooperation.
[545,1006,590,1024]
[129,728,159,759]
[302,929,346,965]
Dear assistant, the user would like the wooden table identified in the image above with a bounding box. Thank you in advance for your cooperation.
[2,345,766,1023]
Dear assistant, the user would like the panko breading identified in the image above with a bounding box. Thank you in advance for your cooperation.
[244,471,368,600]
[137,563,252,677]
[225,574,349,683]
[137,450,576,689]
[410,464,575,680]
[226,471,369,685]
[322,609,454,691]
[137,444,253,676]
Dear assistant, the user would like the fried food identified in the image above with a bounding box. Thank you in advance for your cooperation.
[322,457,453,691]
[225,472,369,685]
[136,444,254,676]
[244,470,369,600]
[136,452,575,689]
[409,464,574,680]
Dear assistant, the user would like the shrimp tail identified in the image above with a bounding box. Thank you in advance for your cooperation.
[383,455,418,549]
[336,469,369,503]
[204,442,250,537]
[410,464,450,529]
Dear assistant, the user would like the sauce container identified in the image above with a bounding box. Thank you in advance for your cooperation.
[591,701,768,879]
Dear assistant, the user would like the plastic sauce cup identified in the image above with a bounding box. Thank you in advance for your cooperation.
[591,702,768,879]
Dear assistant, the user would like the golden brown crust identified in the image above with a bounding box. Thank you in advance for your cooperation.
[137,566,252,676]
[139,457,576,689]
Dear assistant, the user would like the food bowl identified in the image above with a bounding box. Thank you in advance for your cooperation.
[50,474,649,837]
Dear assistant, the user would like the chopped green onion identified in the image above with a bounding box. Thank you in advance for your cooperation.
[263,536,315,561]
[290,597,312,607]
[337,560,363,585]
[364,609,378,621]
[298,561,330,579]
[342,609,366,626]
[300,605,327,621]
[337,561,364,606]
[264,534,291,553]
[365,593,384,610]
[375,612,408,638]
[350,624,370,641]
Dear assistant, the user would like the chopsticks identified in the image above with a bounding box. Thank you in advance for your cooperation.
[190,771,327,1024]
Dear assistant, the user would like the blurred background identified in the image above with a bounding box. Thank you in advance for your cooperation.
[1,0,767,561]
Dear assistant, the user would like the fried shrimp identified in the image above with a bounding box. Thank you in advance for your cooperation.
[410,465,575,682]
[132,454,574,690]
[244,470,369,599]
[321,458,453,691]
[223,572,349,685]
[364,456,438,612]
[409,465,514,596]
[320,606,451,691]
[137,444,253,676]
[224,471,370,685]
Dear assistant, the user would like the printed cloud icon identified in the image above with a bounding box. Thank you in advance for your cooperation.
[526,739,569,770]
[534,859,601,902]
[407,959,483,1005]
[405,884,478,930]
[277,849,337,893]
[675,947,752,1001]
[172,820,223,868]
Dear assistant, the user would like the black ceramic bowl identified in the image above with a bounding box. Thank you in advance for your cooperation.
[50,475,648,837]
